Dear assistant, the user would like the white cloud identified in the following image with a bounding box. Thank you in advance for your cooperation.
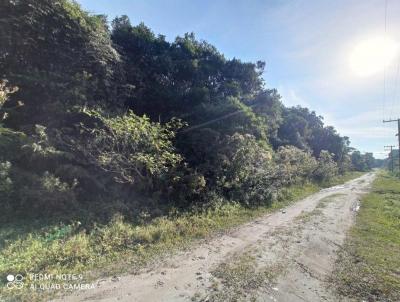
[278,86,311,108]
[332,109,398,139]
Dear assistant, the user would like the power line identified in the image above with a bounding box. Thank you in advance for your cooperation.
[385,0,388,32]
[383,118,400,176]
[384,145,395,172]
[390,57,400,119]
[383,0,388,121]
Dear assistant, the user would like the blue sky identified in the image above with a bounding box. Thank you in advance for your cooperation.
[77,0,400,158]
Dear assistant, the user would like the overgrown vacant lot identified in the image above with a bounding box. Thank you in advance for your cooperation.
[0,1,383,301]
[333,172,400,301]
[0,173,362,302]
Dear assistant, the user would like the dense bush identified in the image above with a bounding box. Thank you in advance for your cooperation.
[275,146,317,185]
[0,161,12,205]
[212,133,275,205]
[0,0,126,128]
[350,150,375,172]
[313,150,339,182]
[79,110,183,188]
[0,1,375,221]
[12,170,78,215]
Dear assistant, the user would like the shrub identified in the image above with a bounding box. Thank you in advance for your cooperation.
[313,150,338,182]
[275,146,317,185]
[79,110,184,191]
[12,171,78,215]
[213,133,277,206]
[0,161,13,207]
[0,80,18,111]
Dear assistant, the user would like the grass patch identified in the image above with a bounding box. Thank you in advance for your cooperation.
[332,171,400,301]
[0,173,363,302]
[316,193,346,209]
[322,171,366,187]
[294,193,346,223]
[196,250,282,302]
[295,208,323,223]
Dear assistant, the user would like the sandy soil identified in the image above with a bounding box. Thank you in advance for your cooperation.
[54,173,375,302]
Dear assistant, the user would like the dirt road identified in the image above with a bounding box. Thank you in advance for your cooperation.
[56,173,375,302]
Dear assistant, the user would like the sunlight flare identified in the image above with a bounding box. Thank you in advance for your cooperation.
[349,36,399,77]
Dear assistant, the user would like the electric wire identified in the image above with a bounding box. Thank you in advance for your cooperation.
[383,0,388,121]
[390,56,400,119]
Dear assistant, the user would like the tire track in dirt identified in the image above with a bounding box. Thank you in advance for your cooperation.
[54,173,375,302]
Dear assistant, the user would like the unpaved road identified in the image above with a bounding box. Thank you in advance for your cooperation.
[55,173,375,302]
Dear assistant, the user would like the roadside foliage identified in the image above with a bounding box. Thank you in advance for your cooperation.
[333,172,400,302]
[0,0,377,219]
[0,1,384,300]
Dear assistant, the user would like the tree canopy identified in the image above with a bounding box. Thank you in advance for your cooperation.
[0,1,376,221]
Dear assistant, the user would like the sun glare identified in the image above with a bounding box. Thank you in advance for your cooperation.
[349,37,399,77]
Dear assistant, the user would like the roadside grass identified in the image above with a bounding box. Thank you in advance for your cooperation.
[332,171,400,301]
[322,171,365,187]
[0,172,364,301]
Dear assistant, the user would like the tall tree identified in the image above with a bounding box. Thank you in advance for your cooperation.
[0,0,125,129]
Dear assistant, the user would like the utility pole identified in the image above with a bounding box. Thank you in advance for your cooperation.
[383,118,400,176]
[384,145,395,172]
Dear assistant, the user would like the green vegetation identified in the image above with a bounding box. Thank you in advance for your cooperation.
[295,193,347,223]
[199,250,283,302]
[333,172,400,301]
[315,193,346,209]
[0,183,312,302]
[0,0,377,300]
[0,173,362,302]
[322,171,365,187]
[0,1,376,221]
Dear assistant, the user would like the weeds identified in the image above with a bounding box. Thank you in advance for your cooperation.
[332,172,400,301]
[198,250,282,302]
[0,173,363,301]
